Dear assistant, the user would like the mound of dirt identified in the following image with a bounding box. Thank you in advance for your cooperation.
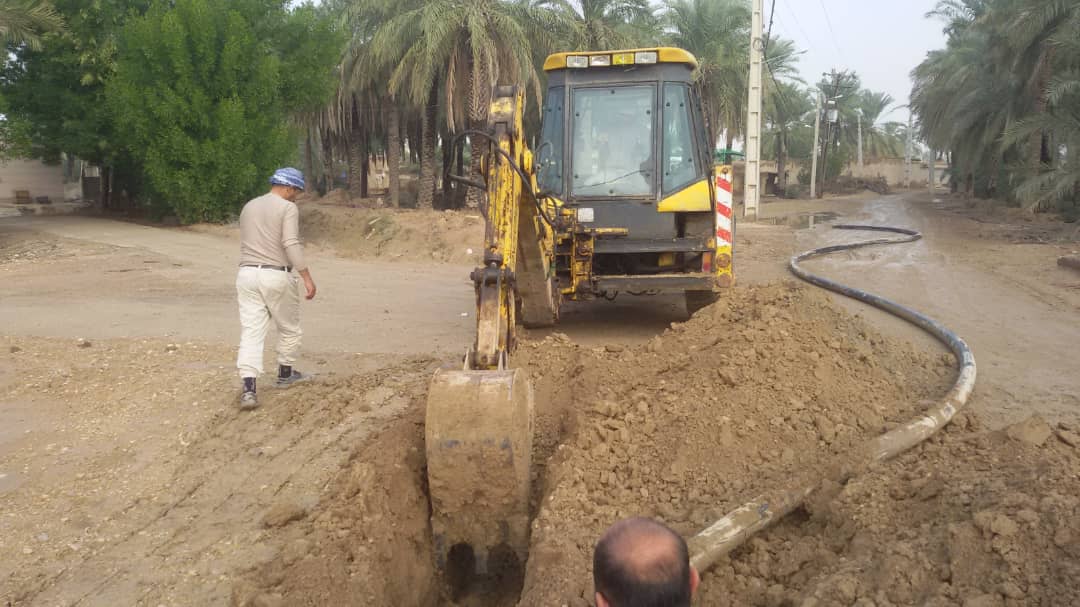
[299,205,483,265]
[702,413,1080,607]
[514,283,953,606]
[186,197,484,266]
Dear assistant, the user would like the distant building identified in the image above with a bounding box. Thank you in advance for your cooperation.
[0,153,90,203]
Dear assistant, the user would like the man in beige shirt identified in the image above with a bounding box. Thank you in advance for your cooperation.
[236,168,317,410]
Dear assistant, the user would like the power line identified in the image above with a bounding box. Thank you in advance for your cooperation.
[777,0,817,57]
[764,0,778,53]
[815,0,844,59]
[762,0,790,116]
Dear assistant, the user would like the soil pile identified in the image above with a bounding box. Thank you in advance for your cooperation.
[515,283,952,606]
[187,201,483,265]
[691,413,1080,607]
[299,205,482,265]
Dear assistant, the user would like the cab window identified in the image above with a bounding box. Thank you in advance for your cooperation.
[662,83,701,195]
[536,86,565,194]
[570,85,655,197]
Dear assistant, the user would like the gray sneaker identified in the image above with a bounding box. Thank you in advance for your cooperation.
[239,390,259,410]
[275,370,311,389]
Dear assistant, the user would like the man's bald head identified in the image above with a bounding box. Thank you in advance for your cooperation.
[593,517,698,607]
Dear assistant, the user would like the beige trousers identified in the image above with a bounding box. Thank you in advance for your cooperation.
[236,267,302,379]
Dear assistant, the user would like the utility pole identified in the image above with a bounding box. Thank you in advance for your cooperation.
[816,70,846,198]
[810,91,822,199]
[857,110,864,168]
[743,0,764,220]
[904,112,913,188]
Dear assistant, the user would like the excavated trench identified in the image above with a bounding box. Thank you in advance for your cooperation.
[236,281,972,606]
[232,349,580,607]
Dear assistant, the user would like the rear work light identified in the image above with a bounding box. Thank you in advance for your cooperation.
[566,55,589,68]
[589,55,611,67]
[634,51,658,64]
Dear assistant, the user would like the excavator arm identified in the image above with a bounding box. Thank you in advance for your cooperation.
[471,85,560,368]
[425,85,559,577]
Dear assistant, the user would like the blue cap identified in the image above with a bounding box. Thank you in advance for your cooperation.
[270,167,305,190]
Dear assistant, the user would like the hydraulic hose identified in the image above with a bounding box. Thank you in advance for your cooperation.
[445,130,560,229]
[688,224,977,573]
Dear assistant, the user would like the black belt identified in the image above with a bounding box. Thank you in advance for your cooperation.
[240,264,292,272]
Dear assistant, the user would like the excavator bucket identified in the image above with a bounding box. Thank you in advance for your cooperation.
[425,367,534,576]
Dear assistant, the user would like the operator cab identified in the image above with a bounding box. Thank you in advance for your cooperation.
[537,48,729,302]
[537,49,710,211]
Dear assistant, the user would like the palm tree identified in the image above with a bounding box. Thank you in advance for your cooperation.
[369,0,542,208]
[665,0,751,149]
[540,0,656,50]
[764,81,813,191]
[1003,5,1080,210]
[987,0,1076,173]
[335,0,414,206]
[911,0,1080,207]
[0,0,63,50]
[855,90,902,161]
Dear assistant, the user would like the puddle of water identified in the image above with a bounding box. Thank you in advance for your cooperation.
[762,212,839,229]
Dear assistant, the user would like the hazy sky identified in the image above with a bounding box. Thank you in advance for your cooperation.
[769,0,946,123]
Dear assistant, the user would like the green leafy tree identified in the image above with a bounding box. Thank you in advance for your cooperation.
[106,0,339,222]
[0,0,150,172]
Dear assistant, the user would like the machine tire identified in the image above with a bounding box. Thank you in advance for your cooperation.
[685,290,720,316]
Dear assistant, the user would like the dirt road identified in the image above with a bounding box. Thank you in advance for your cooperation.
[1,193,1078,606]
[0,214,476,356]
[764,193,1080,428]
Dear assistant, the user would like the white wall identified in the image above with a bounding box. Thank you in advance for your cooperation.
[0,159,66,203]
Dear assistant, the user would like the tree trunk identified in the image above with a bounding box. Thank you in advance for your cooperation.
[441,124,453,210]
[304,132,316,196]
[776,127,788,192]
[455,135,467,208]
[386,105,401,207]
[408,122,420,165]
[418,83,439,209]
[361,134,370,199]
[348,123,365,200]
[322,131,334,193]
[465,58,493,209]
[1026,51,1054,212]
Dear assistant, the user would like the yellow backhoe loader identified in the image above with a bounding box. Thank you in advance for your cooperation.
[425,47,735,576]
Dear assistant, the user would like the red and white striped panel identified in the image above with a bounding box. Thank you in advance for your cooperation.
[715,172,734,246]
